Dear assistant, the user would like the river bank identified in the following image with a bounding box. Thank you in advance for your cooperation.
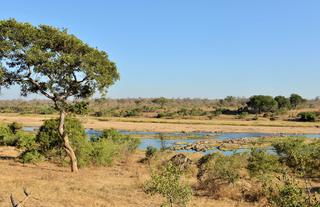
[0,113,319,134]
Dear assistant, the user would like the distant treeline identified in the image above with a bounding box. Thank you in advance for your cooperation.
[0,95,319,121]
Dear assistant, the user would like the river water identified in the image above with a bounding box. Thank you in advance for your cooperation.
[23,126,320,155]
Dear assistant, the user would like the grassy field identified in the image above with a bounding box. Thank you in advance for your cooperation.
[0,149,254,207]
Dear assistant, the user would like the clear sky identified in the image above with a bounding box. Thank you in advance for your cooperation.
[0,0,320,99]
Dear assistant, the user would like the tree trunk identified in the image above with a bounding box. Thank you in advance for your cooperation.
[58,109,78,172]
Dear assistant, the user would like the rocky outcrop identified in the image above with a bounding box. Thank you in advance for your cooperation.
[170,154,192,171]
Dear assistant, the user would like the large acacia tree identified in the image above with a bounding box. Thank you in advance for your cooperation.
[0,19,119,172]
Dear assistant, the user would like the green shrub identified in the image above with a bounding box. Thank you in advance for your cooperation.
[98,128,140,152]
[144,162,192,207]
[145,146,157,159]
[297,112,317,122]
[35,118,91,166]
[8,122,23,134]
[38,106,55,114]
[248,149,281,177]
[263,176,312,207]
[0,125,16,146]
[237,112,249,119]
[122,108,142,117]
[156,112,175,119]
[273,138,320,177]
[197,153,247,192]
[90,139,119,166]
[16,132,37,150]
[210,108,227,117]
[36,118,87,157]
[20,150,44,164]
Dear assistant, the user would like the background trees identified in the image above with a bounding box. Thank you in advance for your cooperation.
[290,94,306,109]
[247,95,278,114]
[0,19,119,172]
[274,96,291,110]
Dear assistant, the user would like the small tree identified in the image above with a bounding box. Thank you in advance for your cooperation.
[247,95,278,114]
[289,94,305,109]
[0,19,119,172]
[152,97,169,108]
[274,96,291,110]
[144,162,192,207]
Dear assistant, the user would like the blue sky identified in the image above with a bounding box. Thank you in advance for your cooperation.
[1,0,320,99]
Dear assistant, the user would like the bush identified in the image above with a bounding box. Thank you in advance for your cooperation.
[144,162,192,207]
[211,108,227,117]
[32,121,139,166]
[248,149,281,177]
[197,153,247,195]
[35,118,89,165]
[16,132,37,150]
[0,125,16,146]
[38,106,55,114]
[263,176,312,207]
[34,118,95,167]
[273,138,320,177]
[98,128,140,152]
[145,146,157,159]
[297,112,317,122]
[237,112,249,119]
[90,139,119,166]
[8,122,23,134]
[122,108,142,117]
[20,150,44,164]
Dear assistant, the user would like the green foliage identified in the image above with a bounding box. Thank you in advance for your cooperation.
[15,132,37,150]
[36,118,86,156]
[248,149,281,177]
[298,112,317,122]
[122,108,142,117]
[210,108,226,117]
[144,162,192,207]
[237,111,249,119]
[0,125,16,146]
[67,101,89,115]
[275,96,291,110]
[273,138,320,177]
[35,118,91,166]
[8,122,23,134]
[247,95,278,114]
[156,112,175,119]
[197,153,246,187]
[98,128,140,152]
[31,120,139,166]
[290,94,305,109]
[20,150,44,164]
[0,19,119,101]
[90,139,119,166]
[152,97,169,108]
[263,176,313,207]
[145,146,158,159]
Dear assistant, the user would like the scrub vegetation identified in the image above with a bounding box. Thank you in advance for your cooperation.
[0,19,319,207]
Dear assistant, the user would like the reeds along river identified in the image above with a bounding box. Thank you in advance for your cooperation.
[23,127,320,155]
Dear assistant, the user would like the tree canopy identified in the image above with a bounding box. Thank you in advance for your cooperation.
[0,19,120,172]
[247,95,278,114]
[0,19,119,108]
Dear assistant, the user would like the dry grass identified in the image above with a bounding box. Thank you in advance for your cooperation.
[0,150,255,207]
[0,113,319,134]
